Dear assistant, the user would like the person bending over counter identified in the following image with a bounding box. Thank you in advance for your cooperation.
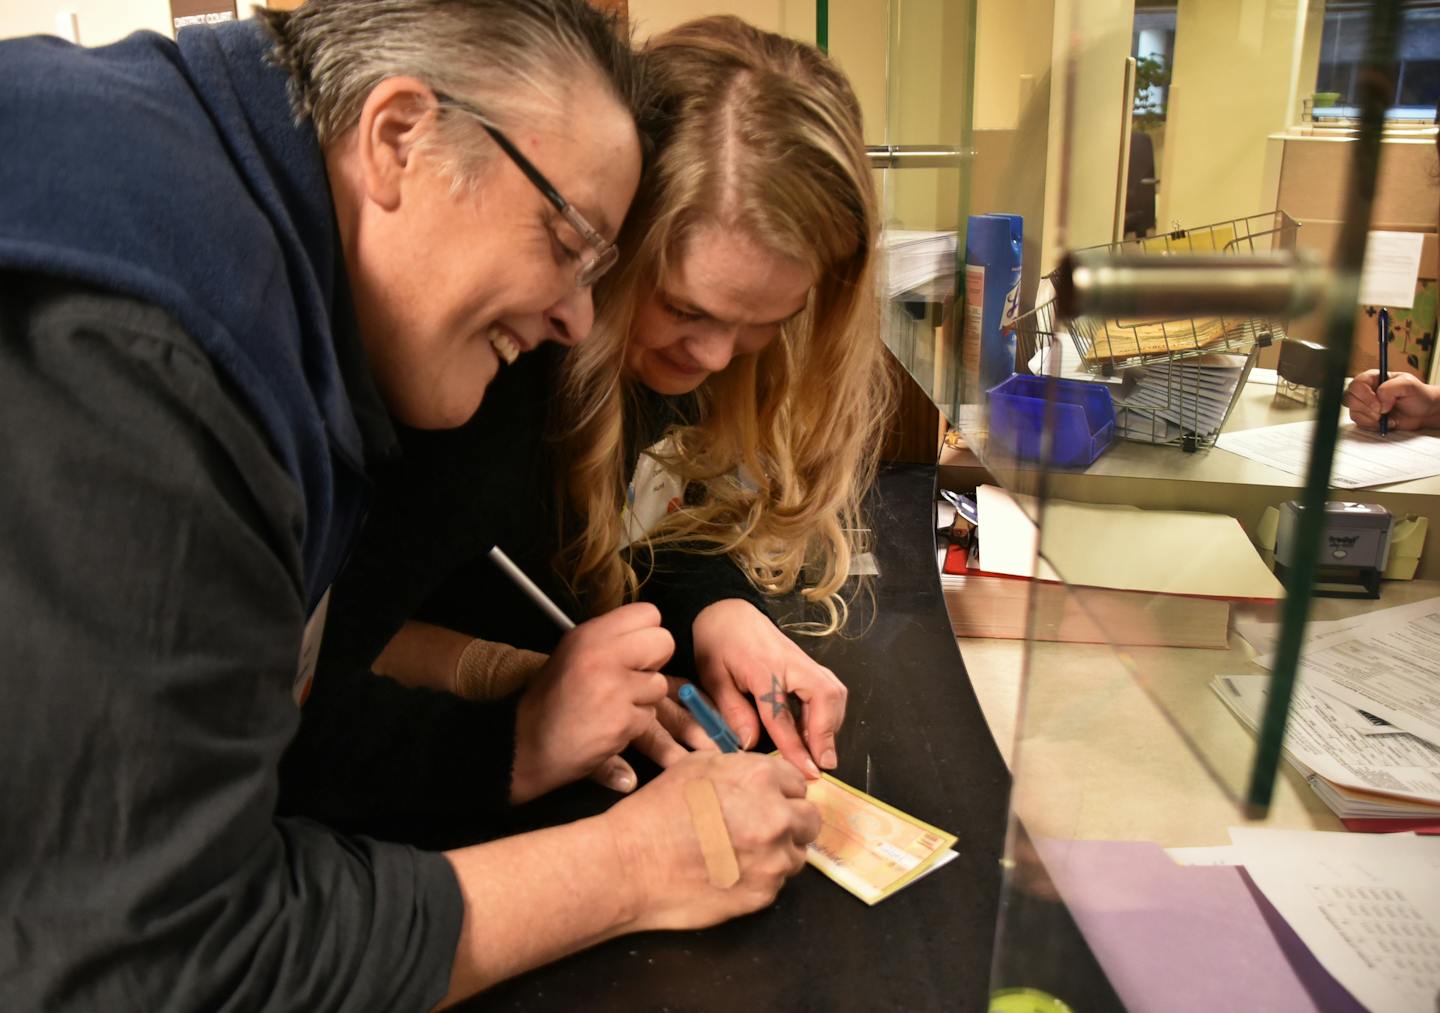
[1346,370,1440,431]
[281,15,890,846]
[0,3,815,1009]
[1346,104,1440,435]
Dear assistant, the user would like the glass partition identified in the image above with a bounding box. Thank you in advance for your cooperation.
[873,0,976,430]
[917,1,1434,1009]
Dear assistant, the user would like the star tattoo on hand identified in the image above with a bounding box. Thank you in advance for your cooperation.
[758,673,787,719]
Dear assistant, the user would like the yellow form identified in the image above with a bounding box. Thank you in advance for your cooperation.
[803,773,958,906]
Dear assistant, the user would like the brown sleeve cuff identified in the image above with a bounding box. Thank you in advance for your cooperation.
[455,638,548,701]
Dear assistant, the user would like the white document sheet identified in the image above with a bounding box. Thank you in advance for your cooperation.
[1246,600,1434,671]
[1215,420,1440,488]
[1212,675,1440,803]
[1164,844,1243,866]
[1285,597,1440,749]
[1360,230,1425,309]
[1323,692,1402,737]
[1228,827,1440,1013]
[1237,614,1360,660]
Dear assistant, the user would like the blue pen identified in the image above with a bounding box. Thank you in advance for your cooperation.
[1378,308,1390,437]
[678,683,742,753]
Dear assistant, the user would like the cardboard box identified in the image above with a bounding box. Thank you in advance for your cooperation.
[1276,137,1438,232]
[1267,135,1438,378]
[1281,225,1436,379]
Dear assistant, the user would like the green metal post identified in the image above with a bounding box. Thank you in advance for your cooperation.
[1244,0,1402,816]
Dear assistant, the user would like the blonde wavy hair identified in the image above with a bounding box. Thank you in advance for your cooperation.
[556,15,889,635]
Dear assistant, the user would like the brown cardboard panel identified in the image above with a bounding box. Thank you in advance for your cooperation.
[1291,219,1438,273]
[1345,294,1434,378]
[1277,137,1438,230]
[1283,227,1437,378]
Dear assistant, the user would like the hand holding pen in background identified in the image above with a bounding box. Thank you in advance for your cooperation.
[1344,369,1440,433]
[1378,307,1390,437]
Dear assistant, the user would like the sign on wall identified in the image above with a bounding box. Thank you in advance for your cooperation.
[169,0,238,37]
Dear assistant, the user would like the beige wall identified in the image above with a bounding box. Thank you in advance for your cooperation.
[883,0,972,232]
[1041,0,1135,263]
[828,0,889,148]
[627,1,890,162]
[628,0,816,43]
[1159,0,1320,232]
[974,0,1048,133]
[971,0,1054,300]
[632,0,970,233]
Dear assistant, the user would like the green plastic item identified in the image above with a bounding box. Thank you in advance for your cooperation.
[989,988,1073,1013]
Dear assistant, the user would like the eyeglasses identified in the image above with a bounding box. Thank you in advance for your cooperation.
[433,91,618,289]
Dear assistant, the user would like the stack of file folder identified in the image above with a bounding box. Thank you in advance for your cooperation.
[881,229,958,300]
[1111,352,1249,443]
[1211,672,1440,832]
[937,486,1283,650]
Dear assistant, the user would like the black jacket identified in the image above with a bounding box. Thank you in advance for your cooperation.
[279,346,767,848]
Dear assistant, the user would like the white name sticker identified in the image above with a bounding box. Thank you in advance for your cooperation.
[293,587,331,707]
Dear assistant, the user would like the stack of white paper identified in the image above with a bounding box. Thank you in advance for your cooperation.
[1112,353,1247,441]
[1258,597,1440,749]
[881,229,958,299]
[1219,596,1440,823]
[1210,673,1440,820]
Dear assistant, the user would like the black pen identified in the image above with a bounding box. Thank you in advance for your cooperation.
[1378,307,1390,437]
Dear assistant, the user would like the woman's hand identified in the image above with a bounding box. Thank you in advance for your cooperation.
[511,603,673,803]
[604,751,820,931]
[1345,369,1440,431]
[596,677,720,791]
[691,599,848,778]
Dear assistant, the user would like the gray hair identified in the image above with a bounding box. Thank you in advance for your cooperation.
[257,0,648,184]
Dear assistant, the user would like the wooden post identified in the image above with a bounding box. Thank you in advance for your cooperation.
[879,348,942,464]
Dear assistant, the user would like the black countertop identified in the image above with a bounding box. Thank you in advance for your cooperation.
[466,463,1012,1012]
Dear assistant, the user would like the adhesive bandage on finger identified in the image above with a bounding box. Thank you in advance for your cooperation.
[682,777,740,889]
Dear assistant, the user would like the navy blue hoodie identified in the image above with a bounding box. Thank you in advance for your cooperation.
[0,20,366,610]
[0,21,466,1011]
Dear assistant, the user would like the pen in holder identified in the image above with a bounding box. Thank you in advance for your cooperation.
[1378,307,1390,437]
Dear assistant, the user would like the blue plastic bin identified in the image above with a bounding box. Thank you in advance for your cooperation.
[986,374,1116,468]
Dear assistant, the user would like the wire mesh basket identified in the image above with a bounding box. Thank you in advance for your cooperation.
[1016,211,1300,452]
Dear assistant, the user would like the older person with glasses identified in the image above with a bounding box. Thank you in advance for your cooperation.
[285,9,886,961]
[0,2,818,1010]
[435,91,621,292]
